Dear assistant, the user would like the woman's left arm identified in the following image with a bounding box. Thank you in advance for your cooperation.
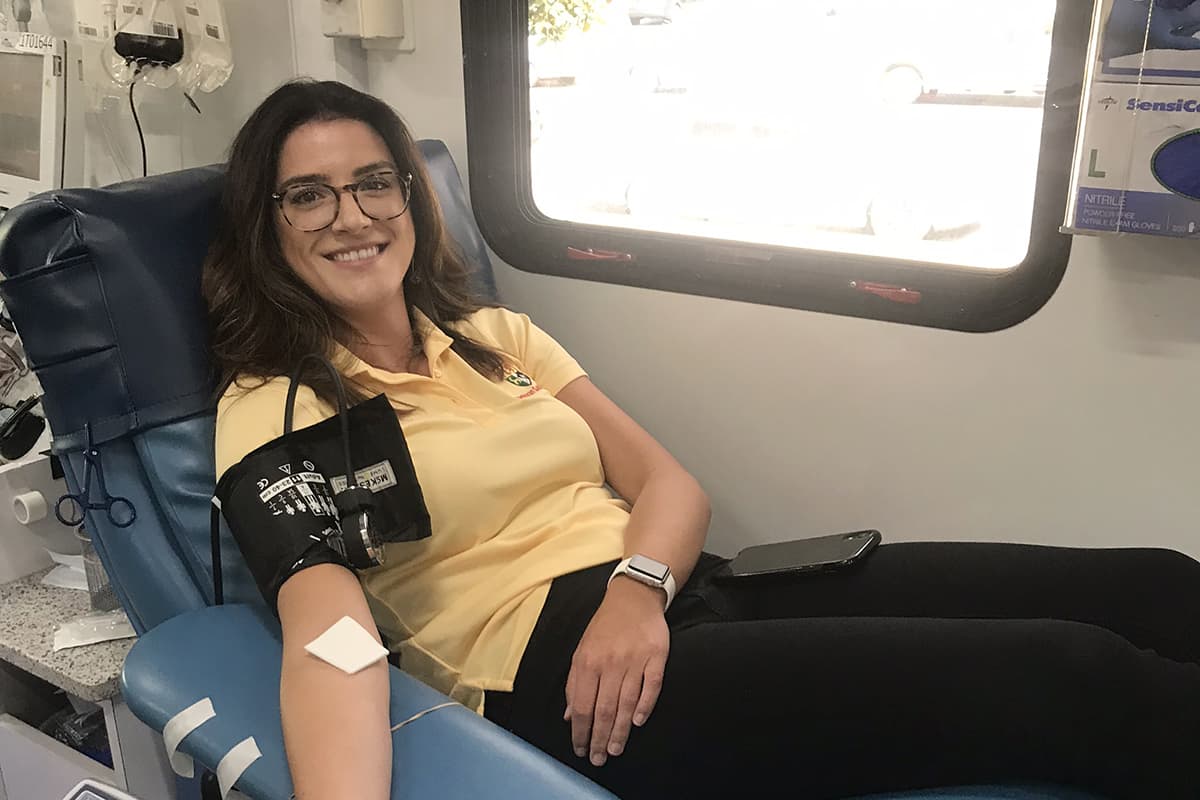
[555,376,712,768]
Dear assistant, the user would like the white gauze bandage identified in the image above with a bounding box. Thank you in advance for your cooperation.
[304,615,389,674]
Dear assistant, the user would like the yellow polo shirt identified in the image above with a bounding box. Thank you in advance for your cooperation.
[215,307,628,713]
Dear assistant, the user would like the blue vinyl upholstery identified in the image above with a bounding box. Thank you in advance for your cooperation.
[0,140,1102,800]
[122,604,614,800]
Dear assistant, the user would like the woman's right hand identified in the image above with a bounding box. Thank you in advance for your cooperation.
[278,564,392,800]
[564,577,670,767]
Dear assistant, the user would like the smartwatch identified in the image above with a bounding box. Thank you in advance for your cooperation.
[608,554,677,610]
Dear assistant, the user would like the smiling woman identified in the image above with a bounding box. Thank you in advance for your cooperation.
[201,79,506,406]
[197,78,1200,800]
[273,120,418,332]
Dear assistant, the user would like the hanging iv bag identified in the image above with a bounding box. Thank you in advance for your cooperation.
[111,0,185,88]
[177,0,232,94]
[37,0,79,39]
[74,0,123,107]
[73,0,182,92]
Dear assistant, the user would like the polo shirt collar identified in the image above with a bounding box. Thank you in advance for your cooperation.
[335,307,453,380]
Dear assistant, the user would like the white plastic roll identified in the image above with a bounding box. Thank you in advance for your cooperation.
[12,491,46,525]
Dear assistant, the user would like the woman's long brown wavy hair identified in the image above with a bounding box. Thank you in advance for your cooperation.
[202,79,504,409]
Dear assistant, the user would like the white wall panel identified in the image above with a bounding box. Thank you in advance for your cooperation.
[366,2,1200,558]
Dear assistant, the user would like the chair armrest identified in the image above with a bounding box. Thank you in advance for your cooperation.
[121,604,616,800]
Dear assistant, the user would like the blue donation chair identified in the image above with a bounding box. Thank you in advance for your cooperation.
[0,140,1102,800]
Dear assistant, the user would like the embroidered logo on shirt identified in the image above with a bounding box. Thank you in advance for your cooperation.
[504,368,542,399]
[505,370,534,388]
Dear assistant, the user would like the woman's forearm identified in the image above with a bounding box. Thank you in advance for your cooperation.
[281,650,392,800]
[554,376,712,589]
[619,466,711,591]
[277,565,393,800]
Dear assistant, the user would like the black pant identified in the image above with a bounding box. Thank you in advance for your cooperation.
[483,544,1200,800]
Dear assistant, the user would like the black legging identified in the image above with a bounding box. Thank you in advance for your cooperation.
[483,544,1200,799]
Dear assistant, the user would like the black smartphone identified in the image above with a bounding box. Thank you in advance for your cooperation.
[716,530,881,581]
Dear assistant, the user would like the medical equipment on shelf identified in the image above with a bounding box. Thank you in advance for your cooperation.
[0,32,84,210]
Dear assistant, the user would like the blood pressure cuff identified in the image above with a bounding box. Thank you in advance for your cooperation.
[215,393,432,611]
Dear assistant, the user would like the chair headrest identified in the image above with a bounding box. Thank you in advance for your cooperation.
[0,166,223,453]
[0,140,495,453]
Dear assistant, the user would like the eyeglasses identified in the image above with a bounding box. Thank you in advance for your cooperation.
[272,171,414,232]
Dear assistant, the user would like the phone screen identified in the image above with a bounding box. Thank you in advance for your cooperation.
[728,530,879,577]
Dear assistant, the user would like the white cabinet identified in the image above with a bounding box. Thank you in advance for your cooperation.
[0,714,115,800]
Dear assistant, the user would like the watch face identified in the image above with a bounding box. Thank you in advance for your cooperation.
[628,554,669,583]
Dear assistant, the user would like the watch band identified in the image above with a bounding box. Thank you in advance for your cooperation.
[608,555,677,611]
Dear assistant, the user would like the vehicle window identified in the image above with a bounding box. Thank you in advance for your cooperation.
[529,0,1056,270]
[462,0,1084,330]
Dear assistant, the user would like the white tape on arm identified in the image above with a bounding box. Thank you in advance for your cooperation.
[217,736,262,799]
[163,697,216,778]
[304,616,389,675]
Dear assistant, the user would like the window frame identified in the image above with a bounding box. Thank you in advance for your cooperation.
[461,0,1087,332]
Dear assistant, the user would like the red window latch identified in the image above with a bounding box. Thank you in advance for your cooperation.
[567,246,635,262]
[851,281,922,305]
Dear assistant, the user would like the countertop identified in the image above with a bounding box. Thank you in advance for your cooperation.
[0,568,132,702]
